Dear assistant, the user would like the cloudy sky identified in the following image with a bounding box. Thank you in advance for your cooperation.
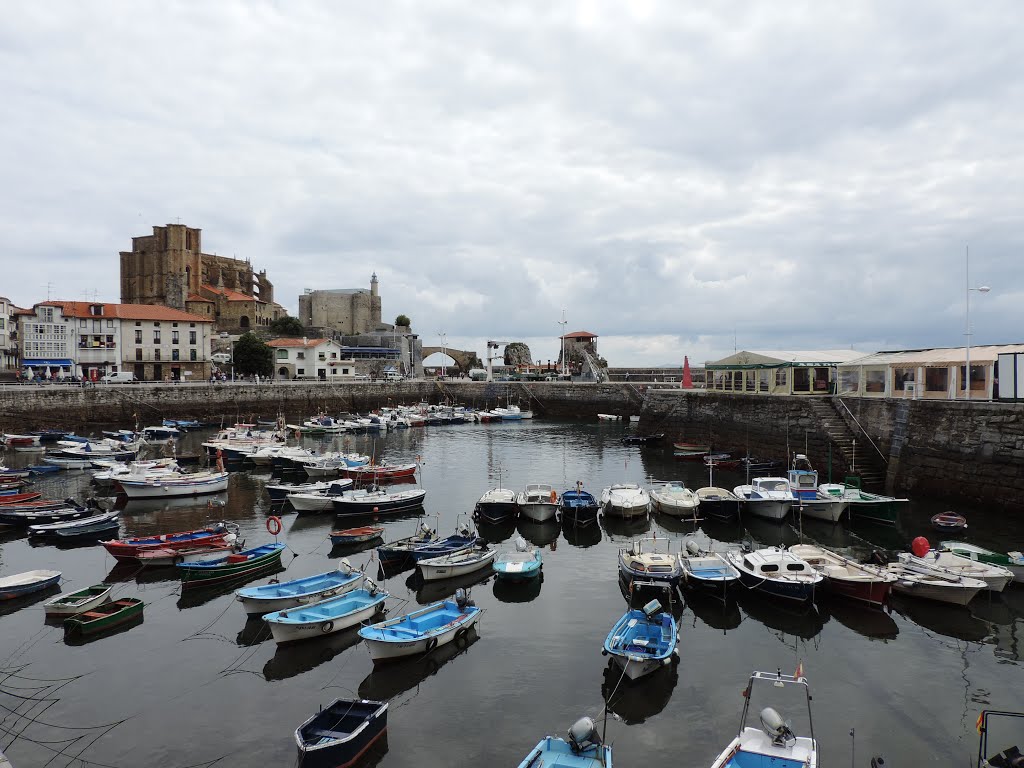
[3,1,1022,366]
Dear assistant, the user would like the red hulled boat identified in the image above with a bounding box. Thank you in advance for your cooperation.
[101,523,238,562]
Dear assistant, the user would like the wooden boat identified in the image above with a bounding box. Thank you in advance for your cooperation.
[515,484,558,523]
[332,487,427,516]
[559,484,600,525]
[600,484,650,518]
[602,599,678,680]
[357,590,482,663]
[788,544,896,607]
[42,584,113,617]
[940,541,1024,583]
[102,523,238,561]
[235,561,363,616]
[0,467,33,480]
[517,717,611,768]
[376,523,438,567]
[295,698,388,768]
[0,492,42,505]
[818,476,906,526]
[899,550,1012,593]
[342,463,417,481]
[931,511,968,533]
[329,527,384,546]
[119,471,230,498]
[0,502,96,527]
[618,537,683,587]
[177,543,285,589]
[0,570,62,599]
[492,536,542,582]
[287,480,355,514]
[672,442,711,458]
[63,597,144,637]
[409,530,480,562]
[136,539,241,566]
[885,560,986,605]
[28,510,118,537]
[649,481,700,517]
[733,477,794,521]
[265,585,388,644]
[725,548,824,603]
[709,670,817,768]
[54,517,121,543]
[678,540,740,595]
[418,544,496,581]
[694,487,741,522]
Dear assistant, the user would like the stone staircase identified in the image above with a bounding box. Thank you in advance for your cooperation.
[806,398,888,490]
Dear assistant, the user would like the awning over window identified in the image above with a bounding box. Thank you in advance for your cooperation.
[22,358,74,366]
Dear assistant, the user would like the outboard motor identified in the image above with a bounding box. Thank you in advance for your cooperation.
[338,558,353,575]
[454,588,475,611]
[870,758,887,768]
[365,578,379,595]
[515,536,529,553]
[642,599,662,619]
[759,708,796,747]
[686,540,702,556]
[566,717,601,754]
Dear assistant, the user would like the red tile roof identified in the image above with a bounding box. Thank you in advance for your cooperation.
[561,330,598,339]
[266,338,330,348]
[41,301,213,323]
[201,284,262,303]
[187,294,215,303]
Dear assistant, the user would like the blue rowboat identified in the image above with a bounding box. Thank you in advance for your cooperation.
[0,569,62,600]
[602,600,678,681]
[264,585,388,644]
[409,533,479,562]
[295,699,388,768]
[358,589,481,663]
[678,541,741,595]
[177,543,285,589]
[492,536,542,582]
[517,717,612,768]
[26,465,61,475]
[236,560,364,616]
[560,486,600,525]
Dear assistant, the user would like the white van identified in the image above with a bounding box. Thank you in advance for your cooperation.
[383,371,403,382]
[101,372,138,384]
[211,353,232,364]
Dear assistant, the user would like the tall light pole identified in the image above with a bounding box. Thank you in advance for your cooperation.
[438,330,447,379]
[558,309,568,377]
[964,245,991,401]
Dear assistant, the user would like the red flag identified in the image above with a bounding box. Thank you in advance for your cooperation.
[794,661,804,680]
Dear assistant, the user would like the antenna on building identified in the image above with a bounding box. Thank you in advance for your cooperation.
[43,282,54,301]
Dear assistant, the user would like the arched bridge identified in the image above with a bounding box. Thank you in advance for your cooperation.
[421,347,479,374]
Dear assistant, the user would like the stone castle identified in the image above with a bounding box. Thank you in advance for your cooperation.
[120,223,286,331]
[298,276,385,336]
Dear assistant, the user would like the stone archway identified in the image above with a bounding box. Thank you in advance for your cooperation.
[239,316,250,329]
[278,366,289,379]
[420,347,479,375]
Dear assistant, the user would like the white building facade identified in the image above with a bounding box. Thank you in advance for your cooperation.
[268,338,355,380]
[0,296,19,372]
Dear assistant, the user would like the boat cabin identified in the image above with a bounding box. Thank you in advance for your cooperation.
[741,549,811,576]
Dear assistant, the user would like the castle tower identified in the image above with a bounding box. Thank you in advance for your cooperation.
[119,223,202,309]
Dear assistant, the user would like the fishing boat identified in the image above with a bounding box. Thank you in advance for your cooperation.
[725,547,823,603]
[818,476,906,526]
[516,483,559,523]
[677,540,740,596]
[709,670,817,768]
[618,537,683,587]
[931,511,968,533]
[474,487,518,523]
[560,483,601,525]
[40,456,95,470]
[119,471,230,499]
[602,599,678,680]
[330,527,385,547]
[899,550,1013,592]
[0,570,62,600]
[102,522,239,562]
[418,543,496,582]
[177,542,285,589]
[0,500,96,527]
[733,477,795,521]
[53,517,121,543]
[342,462,417,482]
[236,560,364,616]
[884,560,986,605]
[673,442,711,459]
[42,584,113,617]
[649,481,700,517]
[788,544,896,607]
[266,480,332,502]
[332,487,427,516]
[694,487,741,522]
[28,510,118,538]
[136,539,242,567]
[376,523,438,567]
[940,541,1024,583]
[788,455,849,523]
[264,584,388,645]
[0,492,43,505]
[294,698,388,768]
[516,717,611,768]
[492,536,542,582]
[600,484,650,518]
[287,480,355,514]
[357,589,482,663]
[63,598,144,637]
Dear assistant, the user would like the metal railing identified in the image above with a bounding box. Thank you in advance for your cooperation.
[834,397,888,465]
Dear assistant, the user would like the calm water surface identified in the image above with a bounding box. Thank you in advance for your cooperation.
[1,419,1022,767]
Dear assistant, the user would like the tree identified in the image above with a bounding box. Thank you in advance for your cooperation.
[395,314,411,328]
[269,315,304,336]
[233,332,274,377]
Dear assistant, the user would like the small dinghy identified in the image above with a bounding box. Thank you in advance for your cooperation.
[940,540,1024,584]
[264,582,388,645]
[709,670,817,768]
[43,584,113,617]
[63,597,144,637]
[885,553,988,606]
[28,510,118,537]
[516,716,611,768]
[408,528,479,562]
[53,517,121,543]
[789,544,896,607]
[358,588,482,663]
[0,570,62,600]
[136,537,241,566]
[602,599,678,680]
[332,486,427,516]
[376,522,437,567]
[287,480,355,514]
[235,560,364,616]
[177,543,285,590]
[678,540,740,596]
[492,536,542,582]
[102,522,238,562]
[931,511,968,533]
[0,492,43,505]
[329,526,384,547]
[899,541,1013,593]
[295,698,388,768]
[418,543,496,582]
[560,482,601,525]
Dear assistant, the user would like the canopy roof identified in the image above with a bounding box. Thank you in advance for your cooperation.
[706,349,865,370]
[840,344,1024,368]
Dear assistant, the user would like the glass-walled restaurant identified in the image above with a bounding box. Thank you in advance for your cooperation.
[704,350,866,395]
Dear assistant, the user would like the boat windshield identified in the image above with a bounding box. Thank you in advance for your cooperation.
[757,481,789,492]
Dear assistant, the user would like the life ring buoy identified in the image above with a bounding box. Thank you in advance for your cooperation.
[424,636,438,653]
[266,516,283,536]
[321,620,334,633]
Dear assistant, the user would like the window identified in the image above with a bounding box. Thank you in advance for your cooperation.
[106,335,114,347]
[135,321,141,326]
[330,352,337,359]
[893,368,915,390]
[786,564,806,571]
[80,319,87,327]
[189,331,196,345]
[297,368,305,375]
[171,349,180,361]
[172,331,179,344]
[296,352,305,360]
[760,564,779,573]
[190,323,196,328]
[745,371,755,392]
[135,348,143,361]
[959,365,986,393]
[107,320,114,328]
[154,349,161,361]
[925,367,949,392]
[775,368,787,387]
[758,370,769,391]
[722,371,733,391]
[154,322,160,327]
[732,371,742,391]
[318,353,326,361]
[276,349,288,360]
[153,331,161,344]
[792,368,811,392]
[190,349,197,361]
[839,369,860,394]
[865,369,885,393]
[172,322,178,328]
[135,330,142,344]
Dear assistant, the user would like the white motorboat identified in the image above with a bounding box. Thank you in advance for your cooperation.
[418,544,496,581]
[649,481,700,517]
[118,471,230,498]
[286,480,355,513]
[516,483,558,523]
[885,558,987,605]
[600,484,650,518]
[898,550,1013,593]
[787,455,849,522]
[733,477,794,521]
[725,547,823,603]
[42,584,114,617]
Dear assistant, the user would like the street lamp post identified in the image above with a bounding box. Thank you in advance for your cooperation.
[558,309,568,377]
[438,331,447,379]
[964,246,991,401]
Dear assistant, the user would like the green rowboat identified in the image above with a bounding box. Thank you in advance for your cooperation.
[177,542,285,590]
[63,597,144,637]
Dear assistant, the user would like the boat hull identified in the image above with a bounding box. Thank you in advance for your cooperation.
[237,572,363,616]
[517,501,556,523]
[796,498,849,523]
[295,699,388,768]
[119,473,229,499]
[178,545,285,590]
[359,608,481,663]
[63,598,144,637]
[419,550,496,581]
[43,585,113,616]
[891,579,982,605]
[743,499,792,521]
[474,501,518,523]
[695,497,740,521]
[266,591,388,645]
[0,570,62,600]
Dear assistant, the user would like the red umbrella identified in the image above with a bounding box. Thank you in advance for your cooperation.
[682,356,692,389]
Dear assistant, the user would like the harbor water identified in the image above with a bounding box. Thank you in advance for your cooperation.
[1,419,1022,766]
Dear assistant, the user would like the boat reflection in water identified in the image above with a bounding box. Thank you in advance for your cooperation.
[104,562,181,586]
[113,492,229,516]
[405,568,492,606]
[683,591,742,634]
[969,591,1024,627]
[236,617,272,647]
[560,518,602,548]
[890,595,990,642]
[828,599,899,641]
[601,513,651,540]
[517,518,560,547]
[737,590,829,641]
[601,656,679,725]
[263,626,363,681]
[1,584,60,618]
[358,627,480,701]
[493,572,543,604]
[742,515,801,549]
[476,518,517,545]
